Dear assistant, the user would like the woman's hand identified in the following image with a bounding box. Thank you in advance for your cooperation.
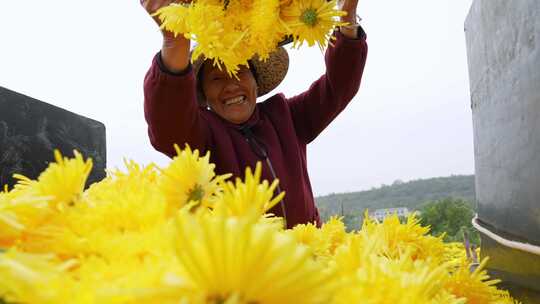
[141,0,191,72]
[337,0,360,38]
[141,0,180,38]
[338,0,359,24]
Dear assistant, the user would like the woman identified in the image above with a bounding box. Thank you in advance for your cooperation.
[141,0,367,228]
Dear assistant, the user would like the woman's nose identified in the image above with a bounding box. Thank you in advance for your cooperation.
[222,78,242,92]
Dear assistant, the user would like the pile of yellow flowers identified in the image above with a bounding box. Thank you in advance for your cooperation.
[154,0,346,75]
[0,147,518,303]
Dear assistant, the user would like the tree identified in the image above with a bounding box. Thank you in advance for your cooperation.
[342,213,358,232]
[418,197,480,245]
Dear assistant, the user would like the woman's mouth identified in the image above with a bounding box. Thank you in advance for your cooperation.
[224,95,247,106]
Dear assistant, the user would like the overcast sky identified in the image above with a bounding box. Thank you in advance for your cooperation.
[1,0,474,196]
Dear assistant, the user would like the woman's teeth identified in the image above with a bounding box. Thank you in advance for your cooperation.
[224,96,246,106]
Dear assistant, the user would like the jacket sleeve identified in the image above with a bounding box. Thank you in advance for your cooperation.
[287,29,368,144]
[143,53,211,157]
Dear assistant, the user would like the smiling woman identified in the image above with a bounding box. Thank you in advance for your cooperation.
[199,64,258,124]
[141,0,367,228]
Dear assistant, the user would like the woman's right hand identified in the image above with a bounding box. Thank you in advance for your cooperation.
[141,0,177,38]
[141,0,191,72]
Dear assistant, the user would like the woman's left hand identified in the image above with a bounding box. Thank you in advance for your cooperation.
[338,0,359,24]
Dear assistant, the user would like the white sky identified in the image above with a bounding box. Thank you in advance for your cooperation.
[0,0,475,196]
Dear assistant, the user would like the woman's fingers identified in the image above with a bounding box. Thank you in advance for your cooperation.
[337,0,359,23]
[141,0,188,40]
[142,0,173,27]
[141,0,174,15]
[338,0,359,12]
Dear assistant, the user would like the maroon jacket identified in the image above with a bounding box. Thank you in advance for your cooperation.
[144,30,368,228]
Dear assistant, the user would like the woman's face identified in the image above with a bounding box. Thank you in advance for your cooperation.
[201,63,258,124]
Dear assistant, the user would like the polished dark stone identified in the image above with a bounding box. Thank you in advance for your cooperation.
[0,86,106,189]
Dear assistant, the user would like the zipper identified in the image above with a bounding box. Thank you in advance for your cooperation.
[239,125,288,227]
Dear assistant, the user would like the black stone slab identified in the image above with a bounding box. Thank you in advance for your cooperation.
[0,86,106,189]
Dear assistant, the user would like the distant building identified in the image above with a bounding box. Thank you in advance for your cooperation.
[369,207,411,222]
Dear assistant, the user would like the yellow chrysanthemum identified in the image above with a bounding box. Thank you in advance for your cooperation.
[333,254,459,304]
[0,250,77,304]
[154,3,191,38]
[332,231,384,277]
[0,195,26,247]
[361,212,446,262]
[320,216,348,254]
[0,151,519,304]
[155,0,252,76]
[280,0,346,49]
[0,250,188,304]
[288,217,348,260]
[64,253,188,304]
[444,258,520,304]
[172,211,335,304]
[212,162,285,220]
[0,150,92,248]
[188,2,253,77]
[288,222,329,258]
[81,160,166,232]
[159,145,230,215]
[155,0,346,75]
[10,161,171,258]
[443,242,470,268]
[12,150,92,210]
[247,0,287,61]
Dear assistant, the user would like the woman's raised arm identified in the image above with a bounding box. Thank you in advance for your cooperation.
[141,0,211,157]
